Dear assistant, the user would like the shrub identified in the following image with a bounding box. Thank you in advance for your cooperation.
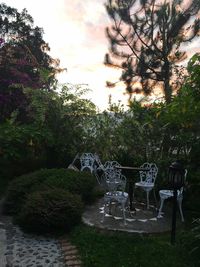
[180,218,200,266]
[184,184,200,215]
[42,168,97,204]
[3,168,54,214]
[4,168,97,215]
[15,188,83,233]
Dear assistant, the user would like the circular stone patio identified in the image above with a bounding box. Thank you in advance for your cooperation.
[82,198,183,234]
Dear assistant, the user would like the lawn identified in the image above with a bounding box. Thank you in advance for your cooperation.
[69,224,198,267]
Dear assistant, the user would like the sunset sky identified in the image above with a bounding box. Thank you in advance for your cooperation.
[2,0,129,110]
[2,0,200,110]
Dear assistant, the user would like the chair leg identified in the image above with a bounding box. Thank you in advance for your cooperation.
[101,203,106,223]
[153,188,158,209]
[101,200,110,223]
[177,197,184,222]
[157,198,165,218]
[146,191,150,209]
[121,202,127,225]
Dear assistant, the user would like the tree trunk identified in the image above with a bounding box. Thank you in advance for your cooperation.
[164,78,172,104]
[163,59,172,104]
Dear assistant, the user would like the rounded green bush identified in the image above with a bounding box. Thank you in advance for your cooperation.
[3,169,54,214]
[15,188,83,233]
[4,168,97,215]
[42,169,97,204]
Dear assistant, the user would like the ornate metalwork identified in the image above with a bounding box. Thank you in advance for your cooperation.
[101,161,128,225]
[157,170,187,222]
[135,162,158,209]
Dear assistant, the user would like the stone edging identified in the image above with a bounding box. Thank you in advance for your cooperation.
[59,237,82,267]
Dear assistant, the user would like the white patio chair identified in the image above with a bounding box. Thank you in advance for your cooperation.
[101,170,128,225]
[67,153,80,171]
[157,169,187,222]
[80,153,96,173]
[95,160,122,188]
[135,162,158,209]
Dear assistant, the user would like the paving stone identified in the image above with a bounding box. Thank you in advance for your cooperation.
[65,255,79,261]
[62,244,76,251]
[0,216,66,267]
[63,248,78,255]
[66,259,82,266]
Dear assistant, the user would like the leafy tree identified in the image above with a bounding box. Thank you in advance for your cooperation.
[105,0,200,103]
[0,83,97,179]
[0,3,64,122]
[0,3,61,88]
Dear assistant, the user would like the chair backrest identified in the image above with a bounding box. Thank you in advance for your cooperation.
[80,153,96,173]
[103,161,121,175]
[139,162,158,184]
[68,153,81,170]
[104,171,127,193]
[99,161,122,189]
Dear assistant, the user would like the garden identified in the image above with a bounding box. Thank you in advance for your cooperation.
[0,1,200,267]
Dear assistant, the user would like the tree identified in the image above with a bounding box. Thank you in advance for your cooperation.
[105,0,200,103]
[0,3,64,122]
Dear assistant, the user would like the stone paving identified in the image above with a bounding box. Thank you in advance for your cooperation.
[0,215,66,267]
[0,196,181,266]
[82,198,181,234]
[0,197,83,267]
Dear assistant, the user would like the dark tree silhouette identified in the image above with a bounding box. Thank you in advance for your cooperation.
[105,0,200,103]
[0,3,65,122]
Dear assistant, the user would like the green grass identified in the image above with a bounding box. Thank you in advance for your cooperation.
[69,225,198,267]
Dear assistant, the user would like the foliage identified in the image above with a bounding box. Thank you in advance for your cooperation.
[3,169,54,214]
[82,110,124,161]
[0,3,61,88]
[0,84,97,183]
[160,53,200,169]
[4,168,97,216]
[0,3,64,123]
[180,219,200,266]
[184,183,200,216]
[105,0,200,103]
[190,219,200,263]
[15,188,83,233]
[42,168,97,204]
[53,84,97,165]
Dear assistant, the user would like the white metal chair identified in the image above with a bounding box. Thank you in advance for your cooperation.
[68,153,80,171]
[95,160,122,188]
[80,153,96,173]
[135,162,158,209]
[157,170,187,222]
[101,170,128,225]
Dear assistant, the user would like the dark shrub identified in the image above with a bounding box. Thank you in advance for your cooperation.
[185,184,200,215]
[4,168,97,215]
[3,169,54,214]
[42,169,97,204]
[15,188,83,233]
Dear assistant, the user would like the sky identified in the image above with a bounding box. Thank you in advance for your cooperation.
[2,0,200,110]
[2,0,129,110]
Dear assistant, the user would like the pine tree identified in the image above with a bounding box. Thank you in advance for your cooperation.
[105,0,200,103]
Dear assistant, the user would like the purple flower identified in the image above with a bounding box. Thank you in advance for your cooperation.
[0,38,5,47]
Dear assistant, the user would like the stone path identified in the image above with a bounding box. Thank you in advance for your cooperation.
[0,216,65,267]
[0,216,82,267]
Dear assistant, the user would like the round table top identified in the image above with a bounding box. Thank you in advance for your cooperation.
[115,166,150,171]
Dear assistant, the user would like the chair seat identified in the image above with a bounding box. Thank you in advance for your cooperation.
[135,182,154,190]
[105,191,128,203]
[157,169,187,222]
[101,165,128,225]
[159,189,181,199]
